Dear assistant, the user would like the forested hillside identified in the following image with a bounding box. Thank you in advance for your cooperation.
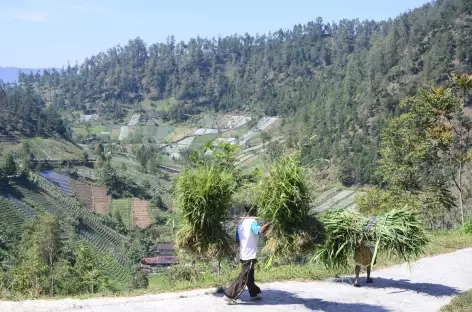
[15,0,472,185]
[0,83,69,138]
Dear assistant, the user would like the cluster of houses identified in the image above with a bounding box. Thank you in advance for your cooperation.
[141,243,179,269]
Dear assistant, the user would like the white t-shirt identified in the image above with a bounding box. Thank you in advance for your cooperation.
[236,218,261,261]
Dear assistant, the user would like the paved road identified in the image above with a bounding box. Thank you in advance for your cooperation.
[2,248,472,312]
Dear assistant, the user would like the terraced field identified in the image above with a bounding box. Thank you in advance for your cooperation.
[28,137,84,160]
[4,196,38,217]
[118,169,172,208]
[71,179,93,211]
[131,198,151,229]
[14,177,131,276]
[0,197,25,229]
[40,170,73,195]
[92,186,111,214]
[111,199,132,229]
[311,188,359,213]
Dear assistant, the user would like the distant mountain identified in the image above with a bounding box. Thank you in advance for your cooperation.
[0,67,57,83]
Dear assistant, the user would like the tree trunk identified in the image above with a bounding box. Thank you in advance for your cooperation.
[459,162,464,225]
[50,255,54,297]
[217,260,221,275]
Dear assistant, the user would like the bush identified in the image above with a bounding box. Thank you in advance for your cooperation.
[164,265,199,282]
[459,218,472,234]
[132,270,149,289]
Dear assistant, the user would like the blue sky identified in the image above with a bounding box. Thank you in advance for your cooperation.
[1,0,431,68]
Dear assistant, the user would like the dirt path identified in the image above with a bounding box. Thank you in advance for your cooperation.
[2,248,472,312]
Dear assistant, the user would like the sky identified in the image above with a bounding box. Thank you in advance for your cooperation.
[0,0,431,68]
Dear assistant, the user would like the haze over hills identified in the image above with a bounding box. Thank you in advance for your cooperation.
[0,67,58,83]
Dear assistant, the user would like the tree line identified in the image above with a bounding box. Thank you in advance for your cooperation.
[14,0,472,185]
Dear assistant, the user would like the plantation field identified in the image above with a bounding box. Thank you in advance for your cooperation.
[141,125,173,144]
[164,127,197,143]
[72,125,106,137]
[12,177,131,272]
[27,137,83,160]
[311,188,358,213]
[0,142,21,153]
[0,197,25,229]
[190,133,219,150]
[111,199,132,229]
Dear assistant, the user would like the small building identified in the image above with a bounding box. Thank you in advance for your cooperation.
[153,243,175,255]
[141,243,177,268]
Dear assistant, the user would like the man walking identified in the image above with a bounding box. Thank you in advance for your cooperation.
[223,206,271,304]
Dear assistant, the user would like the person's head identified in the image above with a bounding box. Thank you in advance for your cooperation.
[244,204,257,217]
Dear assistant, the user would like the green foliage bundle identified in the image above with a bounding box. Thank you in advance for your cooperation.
[174,164,237,259]
[315,207,430,270]
[255,153,324,259]
[459,218,472,234]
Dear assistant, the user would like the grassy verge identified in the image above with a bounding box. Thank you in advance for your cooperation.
[2,232,471,301]
[441,289,472,312]
[147,232,472,293]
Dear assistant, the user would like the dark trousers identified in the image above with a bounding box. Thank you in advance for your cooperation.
[225,259,261,300]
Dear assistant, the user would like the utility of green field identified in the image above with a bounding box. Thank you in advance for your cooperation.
[26,137,84,160]
[190,133,219,151]
[0,142,22,153]
[111,199,132,229]
[72,125,106,137]
[163,126,196,143]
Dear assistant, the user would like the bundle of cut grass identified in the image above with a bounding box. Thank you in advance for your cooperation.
[315,207,430,270]
[174,164,237,259]
[255,153,324,259]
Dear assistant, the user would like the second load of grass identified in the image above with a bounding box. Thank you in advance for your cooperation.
[315,207,430,270]
[255,153,324,259]
[174,164,237,259]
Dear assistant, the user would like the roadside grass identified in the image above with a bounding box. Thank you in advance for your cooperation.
[2,232,471,301]
[147,232,472,293]
[440,289,472,312]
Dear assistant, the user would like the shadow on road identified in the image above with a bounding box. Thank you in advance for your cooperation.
[330,277,460,297]
[215,289,392,312]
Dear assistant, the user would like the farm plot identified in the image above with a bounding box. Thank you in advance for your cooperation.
[163,136,196,160]
[4,196,38,217]
[194,128,218,135]
[71,179,93,211]
[124,171,172,208]
[20,177,129,264]
[92,186,111,214]
[256,116,279,131]
[311,188,341,207]
[39,170,73,195]
[28,138,83,160]
[0,197,25,229]
[132,198,151,229]
[238,130,256,146]
[312,190,355,213]
[22,175,128,244]
[224,115,252,129]
[140,126,173,144]
[78,114,99,123]
[164,127,196,142]
[128,114,141,126]
[76,167,99,180]
[119,126,129,141]
[111,199,132,229]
